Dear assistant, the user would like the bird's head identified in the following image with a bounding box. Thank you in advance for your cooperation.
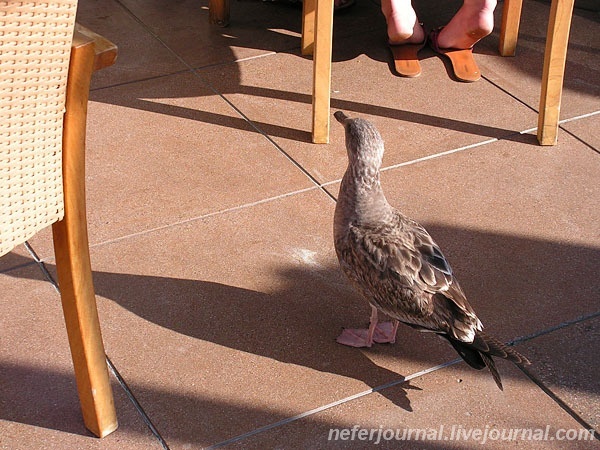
[334,111,385,176]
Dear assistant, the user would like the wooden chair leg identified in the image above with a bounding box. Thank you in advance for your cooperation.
[51,34,118,439]
[209,0,230,27]
[311,0,334,144]
[301,0,316,55]
[537,0,575,146]
[499,0,523,56]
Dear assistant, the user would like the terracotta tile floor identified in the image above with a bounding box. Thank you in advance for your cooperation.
[1,0,599,448]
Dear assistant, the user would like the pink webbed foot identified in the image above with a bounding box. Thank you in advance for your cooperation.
[337,306,399,348]
[373,320,399,344]
[336,328,373,347]
[336,321,399,348]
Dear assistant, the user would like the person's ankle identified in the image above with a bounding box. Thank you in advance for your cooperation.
[435,0,497,48]
[466,0,497,36]
[387,17,424,44]
[381,0,424,44]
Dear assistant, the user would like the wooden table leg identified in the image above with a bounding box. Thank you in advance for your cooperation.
[301,0,316,55]
[209,0,230,27]
[311,0,334,144]
[537,0,575,145]
[499,0,523,56]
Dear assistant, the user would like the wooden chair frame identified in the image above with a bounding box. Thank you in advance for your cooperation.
[208,0,574,145]
[51,25,119,438]
[1,20,118,437]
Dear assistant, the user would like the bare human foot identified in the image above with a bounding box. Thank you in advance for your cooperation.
[437,0,497,49]
[381,0,425,45]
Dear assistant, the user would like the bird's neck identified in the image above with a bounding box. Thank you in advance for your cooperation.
[337,166,392,225]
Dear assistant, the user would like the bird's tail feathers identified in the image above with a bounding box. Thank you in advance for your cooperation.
[446,337,486,370]
[473,331,531,366]
[445,332,530,391]
[479,351,503,390]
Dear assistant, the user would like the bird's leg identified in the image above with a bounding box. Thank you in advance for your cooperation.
[365,305,380,344]
[373,319,399,344]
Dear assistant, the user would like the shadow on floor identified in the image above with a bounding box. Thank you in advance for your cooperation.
[4,361,519,448]
[2,226,599,443]
[81,0,600,142]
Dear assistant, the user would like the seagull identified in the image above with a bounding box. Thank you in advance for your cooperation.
[333,111,529,390]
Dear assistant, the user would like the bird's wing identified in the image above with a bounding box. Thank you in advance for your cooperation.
[348,214,482,341]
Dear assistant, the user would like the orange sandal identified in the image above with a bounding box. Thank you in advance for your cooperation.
[389,39,427,78]
[428,27,481,82]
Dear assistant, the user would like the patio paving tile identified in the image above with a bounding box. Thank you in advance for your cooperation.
[225,361,597,449]
[0,265,164,450]
[2,0,598,447]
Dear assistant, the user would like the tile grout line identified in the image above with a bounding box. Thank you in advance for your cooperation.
[510,311,600,435]
[380,108,600,175]
[556,110,600,124]
[85,185,324,251]
[87,10,278,95]
[188,79,338,202]
[89,51,279,94]
[206,312,600,449]
[22,236,600,447]
[482,69,600,150]
[377,108,600,176]
[205,359,462,449]
[89,69,191,93]
[481,72,540,117]
[178,60,340,203]
[106,357,171,449]
[112,0,336,203]
[37,112,596,256]
[558,111,600,156]
[509,310,600,345]
[518,365,600,437]
[23,242,172,448]
[24,242,60,294]
[380,138,500,174]
[53,5,600,444]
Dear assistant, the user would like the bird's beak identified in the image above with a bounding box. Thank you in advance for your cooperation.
[334,111,349,125]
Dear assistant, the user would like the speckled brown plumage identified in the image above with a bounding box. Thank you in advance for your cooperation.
[333,111,529,390]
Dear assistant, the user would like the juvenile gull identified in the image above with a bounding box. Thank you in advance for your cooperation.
[333,111,529,390]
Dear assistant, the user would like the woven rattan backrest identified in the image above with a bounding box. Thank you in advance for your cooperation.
[0,0,78,257]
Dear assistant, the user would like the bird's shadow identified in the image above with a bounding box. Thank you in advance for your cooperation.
[93,262,432,409]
